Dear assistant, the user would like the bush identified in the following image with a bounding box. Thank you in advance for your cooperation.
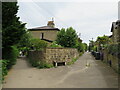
[0,60,9,81]
[38,62,54,69]
[76,42,84,52]
[28,59,53,69]
[30,59,39,67]
[29,38,48,51]
[2,46,19,69]
[93,46,97,52]
[48,41,62,48]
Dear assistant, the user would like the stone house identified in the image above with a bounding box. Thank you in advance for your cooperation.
[102,20,120,72]
[111,20,120,43]
[29,20,60,43]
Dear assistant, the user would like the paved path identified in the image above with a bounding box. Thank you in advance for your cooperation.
[3,52,118,88]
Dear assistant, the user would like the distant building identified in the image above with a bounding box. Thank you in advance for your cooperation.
[111,20,120,43]
[29,19,60,43]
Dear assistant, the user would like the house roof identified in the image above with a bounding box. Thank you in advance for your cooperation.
[29,26,60,31]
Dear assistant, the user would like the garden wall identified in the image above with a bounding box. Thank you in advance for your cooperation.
[103,49,119,72]
[27,48,79,66]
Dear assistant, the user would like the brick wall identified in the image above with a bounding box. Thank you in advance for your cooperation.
[28,48,79,66]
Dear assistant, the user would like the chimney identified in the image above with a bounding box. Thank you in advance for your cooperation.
[47,18,55,27]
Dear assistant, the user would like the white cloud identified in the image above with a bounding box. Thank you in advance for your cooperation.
[54,2,118,43]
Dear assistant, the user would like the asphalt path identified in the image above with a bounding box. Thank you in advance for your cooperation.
[3,52,118,88]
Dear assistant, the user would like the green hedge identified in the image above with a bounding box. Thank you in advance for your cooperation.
[48,41,62,48]
[2,46,19,69]
[29,38,48,51]
[0,60,9,81]
[76,42,84,52]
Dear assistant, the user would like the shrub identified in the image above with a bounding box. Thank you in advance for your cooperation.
[0,60,9,81]
[93,46,97,52]
[48,41,62,48]
[76,42,84,52]
[2,46,19,69]
[38,62,54,69]
[28,59,53,69]
[29,38,48,51]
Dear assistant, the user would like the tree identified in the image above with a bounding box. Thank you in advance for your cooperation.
[88,40,95,51]
[56,28,66,47]
[2,2,26,48]
[76,42,84,52]
[83,43,88,51]
[96,35,110,46]
[56,27,78,48]
[96,35,111,51]
[17,31,31,51]
[2,2,26,69]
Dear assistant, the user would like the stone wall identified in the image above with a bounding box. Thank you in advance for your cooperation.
[28,48,79,66]
[103,49,119,72]
[111,20,120,43]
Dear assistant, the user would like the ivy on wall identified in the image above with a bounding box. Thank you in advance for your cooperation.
[107,43,120,58]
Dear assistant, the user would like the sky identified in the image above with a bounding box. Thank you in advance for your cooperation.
[17,0,118,44]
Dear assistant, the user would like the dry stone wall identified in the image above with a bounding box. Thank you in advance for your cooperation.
[103,49,119,72]
[28,48,79,66]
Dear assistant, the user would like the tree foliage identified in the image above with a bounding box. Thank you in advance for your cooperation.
[2,2,26,48]
[17,31,31,51]
[2,2,27,69]
[83,43,88,51]
[96,35,111,46]
[29,38,48,51]
[76,42,84,52]
[56,27,78,48]
[48,41,62,48]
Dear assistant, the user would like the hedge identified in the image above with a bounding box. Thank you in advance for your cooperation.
[0,60,9,81]
[2,46,19,69]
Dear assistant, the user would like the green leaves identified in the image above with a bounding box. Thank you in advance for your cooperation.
[96,35,111,46]
[2,2,26,48]
[0,60,9,80]
[56,27,78,48]
[2,2,27,71]
[29,38,48,51]
[49,41,62,48]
